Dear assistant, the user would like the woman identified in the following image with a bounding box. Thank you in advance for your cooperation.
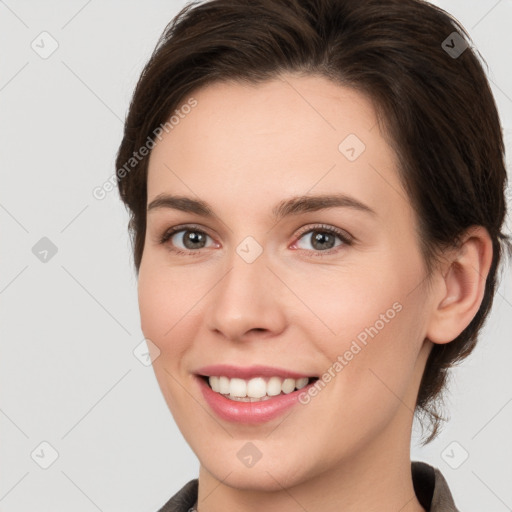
[115,0,510,510]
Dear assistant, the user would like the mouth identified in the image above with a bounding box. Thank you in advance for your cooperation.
[199,375,319,402]
[193,364,320,423]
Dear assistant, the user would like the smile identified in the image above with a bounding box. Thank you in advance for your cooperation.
[205,375,313,401]
[194,365,319,423]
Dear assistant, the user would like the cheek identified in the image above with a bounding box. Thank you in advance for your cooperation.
[137,261,201,356]
[288,250,427,395]
[137,263,201,416]
[284,258,405,344]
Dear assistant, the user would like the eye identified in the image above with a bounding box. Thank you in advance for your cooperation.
[292,224,353,253]
[158,223,353,256]
[159,225,217,254]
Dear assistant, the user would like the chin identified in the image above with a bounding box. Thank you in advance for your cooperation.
[203,459,311,492]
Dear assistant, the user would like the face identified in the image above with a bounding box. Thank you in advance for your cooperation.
[138,74,434,491]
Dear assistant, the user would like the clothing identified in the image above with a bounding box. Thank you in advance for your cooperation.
[157,461,459,511]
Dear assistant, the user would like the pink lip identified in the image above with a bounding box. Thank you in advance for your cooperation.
[195,371,318,424]
[195,364,314,380]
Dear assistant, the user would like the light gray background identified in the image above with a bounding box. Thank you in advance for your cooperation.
[0,1,511,510]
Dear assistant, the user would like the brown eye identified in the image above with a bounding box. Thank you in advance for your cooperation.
[300,230,338,250]
[160,226,216,253]
[294,225,352,253]
[176,230,209,250]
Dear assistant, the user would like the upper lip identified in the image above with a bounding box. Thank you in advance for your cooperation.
[195,364,316,380]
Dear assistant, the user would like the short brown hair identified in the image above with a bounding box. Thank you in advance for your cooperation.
[116,0,510,441]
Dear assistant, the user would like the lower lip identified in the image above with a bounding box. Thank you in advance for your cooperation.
[196,376,315,424]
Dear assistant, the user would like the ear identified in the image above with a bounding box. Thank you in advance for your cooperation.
[426,226,493,345]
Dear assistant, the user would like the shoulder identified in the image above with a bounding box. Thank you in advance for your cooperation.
[156,479,198,512]
[412,460,460,511]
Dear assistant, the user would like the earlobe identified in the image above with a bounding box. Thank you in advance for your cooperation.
[426,226,493,345]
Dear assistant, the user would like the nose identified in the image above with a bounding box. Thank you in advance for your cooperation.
[205,247,287,342]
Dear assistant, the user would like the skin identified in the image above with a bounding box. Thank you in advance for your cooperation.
[138,73,492,512]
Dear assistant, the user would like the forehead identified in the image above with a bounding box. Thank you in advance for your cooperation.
[146,74,407,219]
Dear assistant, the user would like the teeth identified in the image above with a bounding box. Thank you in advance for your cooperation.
[219,376,230,394]
[209,376,220,392]
[282,378,296,394]
[267,376,282,396]
[207,375,311,399]
[247,377,266,398]
[296,377,309,389]
[230,378,247,397]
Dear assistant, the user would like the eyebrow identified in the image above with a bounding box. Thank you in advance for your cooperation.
[147,193,376,219]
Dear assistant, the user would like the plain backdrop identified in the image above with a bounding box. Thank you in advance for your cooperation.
[0,1,511,510]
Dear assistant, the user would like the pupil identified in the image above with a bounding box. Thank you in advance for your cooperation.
[184,231,205,249]
[312,231,334,250]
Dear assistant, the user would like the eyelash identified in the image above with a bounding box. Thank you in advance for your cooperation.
[158,223,354,257]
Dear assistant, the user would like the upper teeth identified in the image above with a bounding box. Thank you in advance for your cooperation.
[208,376,309,398]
